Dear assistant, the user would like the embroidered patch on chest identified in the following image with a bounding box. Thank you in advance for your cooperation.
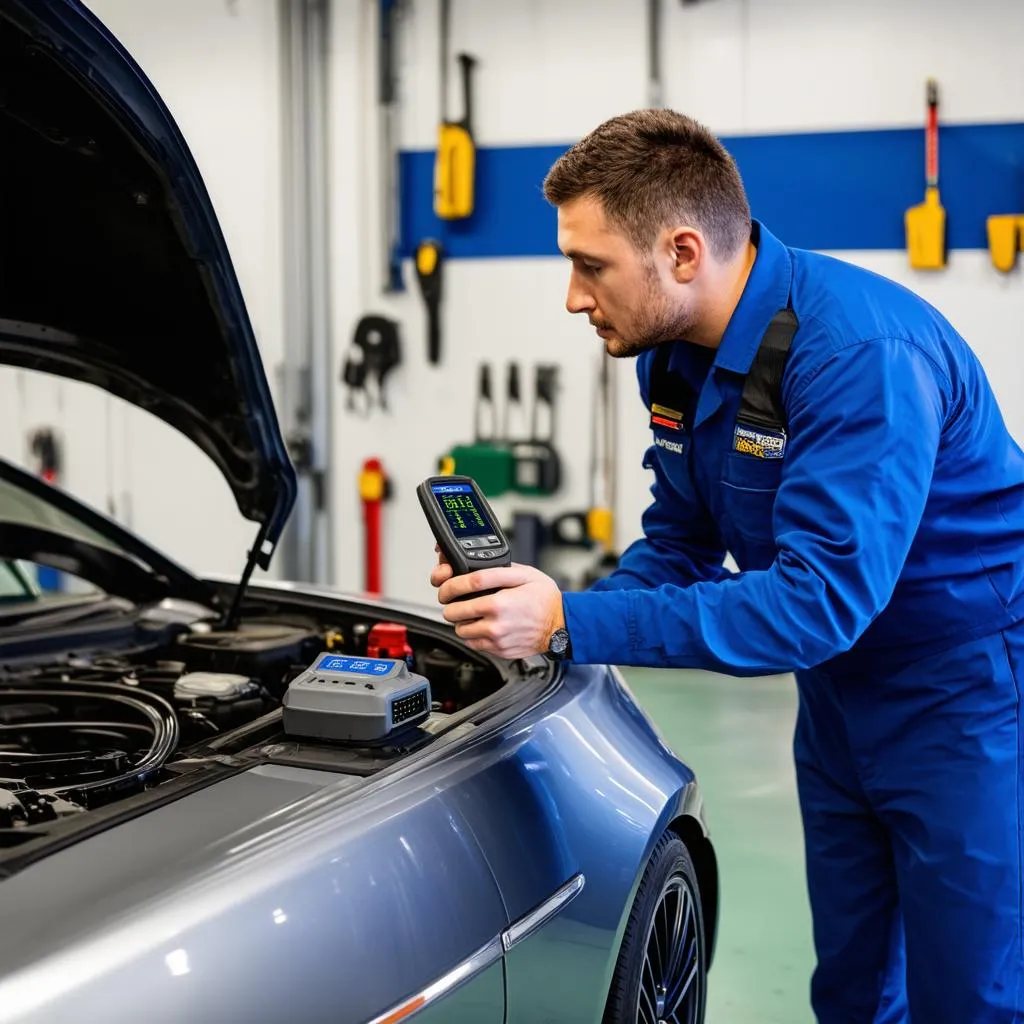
[733,423,786,459]
[654,434,685,455]
[649,402,684,432]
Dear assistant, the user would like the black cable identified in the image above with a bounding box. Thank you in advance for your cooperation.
[0,684,179,802]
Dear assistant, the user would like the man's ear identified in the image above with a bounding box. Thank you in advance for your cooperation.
[669,227,704,284]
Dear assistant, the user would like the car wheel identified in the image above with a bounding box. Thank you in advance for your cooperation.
[603,830,707,1024]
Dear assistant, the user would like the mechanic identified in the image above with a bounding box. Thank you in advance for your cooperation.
[430,108,1024,1023]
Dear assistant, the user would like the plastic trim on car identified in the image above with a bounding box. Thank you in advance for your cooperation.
[364,936,504,1023]
[500,872,586,952]
[364,873,585,1023]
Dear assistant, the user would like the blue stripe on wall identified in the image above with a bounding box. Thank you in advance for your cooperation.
[399,122,1024,259]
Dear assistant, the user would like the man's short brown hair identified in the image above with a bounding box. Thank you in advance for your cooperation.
[543,109,751,261]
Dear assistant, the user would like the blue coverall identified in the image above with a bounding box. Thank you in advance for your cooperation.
[561,221,1024,1022]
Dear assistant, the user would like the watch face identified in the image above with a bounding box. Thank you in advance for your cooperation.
[548,627,570,656]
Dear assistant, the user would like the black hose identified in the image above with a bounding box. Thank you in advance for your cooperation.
[0,684,179,801]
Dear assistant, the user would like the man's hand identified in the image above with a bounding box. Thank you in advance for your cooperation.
[431,551,565,660]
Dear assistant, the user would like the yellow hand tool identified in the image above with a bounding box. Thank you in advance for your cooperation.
[414,239,444,364]
[433,0,476,221]
[986,214,1024,273]
[905,79,947,270]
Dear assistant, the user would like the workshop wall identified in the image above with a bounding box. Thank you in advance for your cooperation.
[0,0,286,581]
[325,0,654,606]
[329,0,1024,606]
[3,0,1023,610]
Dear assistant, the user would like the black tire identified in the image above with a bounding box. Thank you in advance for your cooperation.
[603,830,707,1024]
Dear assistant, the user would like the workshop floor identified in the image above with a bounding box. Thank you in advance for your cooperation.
[621,667,817,1024]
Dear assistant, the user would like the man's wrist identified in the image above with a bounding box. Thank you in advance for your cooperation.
[549,592,566,634]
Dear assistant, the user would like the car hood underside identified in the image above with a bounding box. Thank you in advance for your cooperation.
[0,0,296,565]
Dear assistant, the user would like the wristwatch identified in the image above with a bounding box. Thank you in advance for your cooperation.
[546,626,572,661]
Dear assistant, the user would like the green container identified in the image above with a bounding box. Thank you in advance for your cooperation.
[447,443,515,497]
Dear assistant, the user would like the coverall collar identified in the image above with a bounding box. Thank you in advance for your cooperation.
[668,219,793,379]
[710,219,793,375]
[666,220,792,430]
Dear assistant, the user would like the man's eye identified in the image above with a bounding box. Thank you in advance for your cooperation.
[584,263,602,274]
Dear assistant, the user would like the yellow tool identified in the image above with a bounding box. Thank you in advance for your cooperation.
[905,79,946,270]
[414,239,444,363]
[986,214,1024,272]
[433,0,476,220]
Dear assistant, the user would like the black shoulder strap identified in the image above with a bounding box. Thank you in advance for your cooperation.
[646,304,798,435]
[736,307,798,434]
[647,343,690,432]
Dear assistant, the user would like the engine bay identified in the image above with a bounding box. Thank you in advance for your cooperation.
[0,593,510,842]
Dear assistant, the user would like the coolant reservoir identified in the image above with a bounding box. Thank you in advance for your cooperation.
[174,672,258,701]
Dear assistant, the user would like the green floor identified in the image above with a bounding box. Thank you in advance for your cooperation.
[621,667,817,1024]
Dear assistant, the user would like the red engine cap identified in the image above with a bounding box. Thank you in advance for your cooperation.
[367,622,411,660]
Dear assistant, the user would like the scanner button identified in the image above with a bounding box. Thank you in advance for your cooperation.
[460,540,475,549]
[485,535,499,544]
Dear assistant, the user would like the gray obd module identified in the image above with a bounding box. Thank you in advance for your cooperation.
[282,653,432,743]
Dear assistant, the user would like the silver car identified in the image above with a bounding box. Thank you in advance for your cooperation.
[0,2,718,1021]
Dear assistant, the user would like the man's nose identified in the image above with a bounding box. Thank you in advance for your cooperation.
[566,273,595,315]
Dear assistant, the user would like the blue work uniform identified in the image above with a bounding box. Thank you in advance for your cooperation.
[562,221,1024,1022]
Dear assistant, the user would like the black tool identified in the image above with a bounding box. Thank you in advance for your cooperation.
[415,239,445,364]
[445,364,515,497]
[340,314,401,414]
[476,363,497,444]
[417,475,511,599]
[550,511,591,549]
[511,364,562,496]
[648,0,663,108]
[503,362,526,441]
[379,0,406,292]
[510,511,544,568]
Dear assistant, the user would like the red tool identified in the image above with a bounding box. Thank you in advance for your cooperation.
[29,427,60,486]
[28,428,62,591]
[358,458,390,595]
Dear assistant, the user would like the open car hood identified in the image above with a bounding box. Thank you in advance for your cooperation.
[0,0,296,570]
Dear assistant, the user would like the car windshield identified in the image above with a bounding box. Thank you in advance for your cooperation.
[0,473,120,602]
[0,474,130,558]
[0,559,40,602]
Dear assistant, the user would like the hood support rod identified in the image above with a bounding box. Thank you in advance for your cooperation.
[221,520,272,631]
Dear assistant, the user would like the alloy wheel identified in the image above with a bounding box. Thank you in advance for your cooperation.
[635,873,701,1024]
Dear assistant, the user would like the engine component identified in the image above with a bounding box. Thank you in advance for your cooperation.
[367,622,413,666]
[174,672,259,702]
[415,647,489,713]
[171,670,269,742]
[0,784,85,829]
[174,621,322,689]
[0,681,179,811]
[282,654,431,743]
[351,622,370,656]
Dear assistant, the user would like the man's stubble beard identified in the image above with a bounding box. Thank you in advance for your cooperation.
[604,264,698,359]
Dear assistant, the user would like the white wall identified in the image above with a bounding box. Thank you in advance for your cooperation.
[0,0,286,580]
[3,0,1023,608]
[328,0,1024,607]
